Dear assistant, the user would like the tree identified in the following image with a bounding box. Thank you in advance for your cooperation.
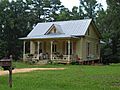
[0,0,67,59]
[71,6,81,20]
[56,7,72,21]
[106,0,120,62]
[0,0,32,59]
[79,0,102,20]
[0,0,10,58]
[96,0,120,63]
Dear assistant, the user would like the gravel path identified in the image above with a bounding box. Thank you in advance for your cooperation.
[0,68,65,76]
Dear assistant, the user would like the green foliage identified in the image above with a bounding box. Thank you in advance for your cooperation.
[0,40,7,59]
[0,63,120,90]
[56,7,72,21]
[0,0,63,59]
[71,6,81,20]
[96,0,120,63]
[79,0,102,19]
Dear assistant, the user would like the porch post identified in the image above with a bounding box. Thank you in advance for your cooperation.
[51,41,53,60]
[72,41,73,55]
[30,41,35,54]
[37,41,40,59]
[23,41,26,60]
[68,40,70,63]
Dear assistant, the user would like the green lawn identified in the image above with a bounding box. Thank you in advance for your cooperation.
[0,62,120,90]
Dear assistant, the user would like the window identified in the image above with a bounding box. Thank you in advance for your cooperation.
[48,28,57,34]
[70,42,73,55]
[52,43,57,52]
[87,43,90,56]
[96,44,99,54]
[87,28,90,35]
[39,42,42,53]
[53,29,57,33]
[26,41,30,53]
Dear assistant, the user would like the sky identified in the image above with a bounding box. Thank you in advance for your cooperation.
[60,0,107,11]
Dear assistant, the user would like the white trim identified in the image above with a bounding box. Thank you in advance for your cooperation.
[68,40,71,62]
[23,41,26,60]
[72,41,73,55]
[51,41,53,60]
[37,41,40,59]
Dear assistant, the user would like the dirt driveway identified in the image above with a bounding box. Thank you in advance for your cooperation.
[0,68,65,76]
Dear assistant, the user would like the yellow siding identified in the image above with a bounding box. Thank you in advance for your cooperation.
[81,37,86,60]
[83,23,100,60]
[75,23,100,61]
[76,39,81,58]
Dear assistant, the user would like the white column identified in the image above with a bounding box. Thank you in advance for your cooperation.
[23,41,26,60]
[80,37,83,60]
[68,40,71,62]
[30,41,35,54]
[37,41,40,59]
[51,41,53,60]
[30,41,32,54]
[72,41,73,55]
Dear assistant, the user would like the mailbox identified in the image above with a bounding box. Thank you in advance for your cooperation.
[0,57,13,88]
[0,59,12,70]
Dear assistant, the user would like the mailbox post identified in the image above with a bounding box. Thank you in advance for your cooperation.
[9,55,12,88]
[0,56,12,88]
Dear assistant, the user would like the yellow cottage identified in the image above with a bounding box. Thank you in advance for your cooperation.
[20,19,101,64]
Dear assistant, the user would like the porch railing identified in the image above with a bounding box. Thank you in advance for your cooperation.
[52,54,75,63]
[23,53,76,63]
[23,54,39,61]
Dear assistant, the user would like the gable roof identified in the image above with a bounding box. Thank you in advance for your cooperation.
[20,19,101,40]
[28,19,92,37]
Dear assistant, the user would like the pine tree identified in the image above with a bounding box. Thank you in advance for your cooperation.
[79,0,102,20]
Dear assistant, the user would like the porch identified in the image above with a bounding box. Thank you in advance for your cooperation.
[23,39,78,64]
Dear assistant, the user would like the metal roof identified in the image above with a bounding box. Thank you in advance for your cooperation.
[27,19,92,38]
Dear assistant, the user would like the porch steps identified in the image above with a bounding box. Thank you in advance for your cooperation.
[37,60,49,65]
[52,60,70,64]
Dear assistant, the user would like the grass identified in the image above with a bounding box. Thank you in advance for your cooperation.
[0,62,120,90]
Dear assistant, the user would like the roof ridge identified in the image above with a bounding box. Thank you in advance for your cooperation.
[37,18,92,24]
